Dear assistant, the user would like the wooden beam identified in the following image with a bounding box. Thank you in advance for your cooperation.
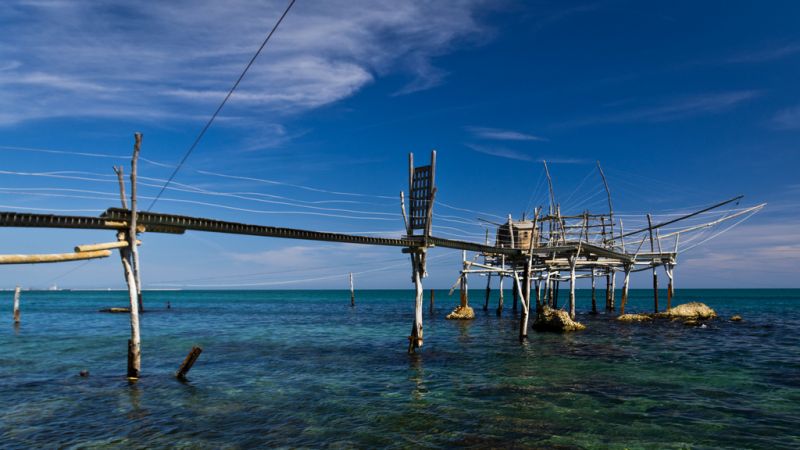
[0,250,111,264]
[75,240,140,253]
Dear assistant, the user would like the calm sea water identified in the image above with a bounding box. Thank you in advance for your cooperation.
[1,288,798,449]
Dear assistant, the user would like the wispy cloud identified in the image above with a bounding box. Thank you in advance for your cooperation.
[0,0,492,126]
[466,126,547,141]
[725,42,800,64]
[558,91,760,127]
[465,143,585,163]
[771,105,800,130]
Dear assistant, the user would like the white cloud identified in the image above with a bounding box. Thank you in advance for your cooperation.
[0,0,492,126]
[559,91,760,127]
[465,143,586,163]
[467,126,547,141]
[771,105,800,130]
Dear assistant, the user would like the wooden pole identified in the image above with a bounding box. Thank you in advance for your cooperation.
[429,288,434,314]
[349,272,355,307]
[666,263,674,310]
[0,250,111,264]
[590,269,597,314]
[176,346,203,380]
[130,133,144,314]
[553,278,559,309]
[620,264,631,315]
[609,268,616,310]
[460,250,468,308]
[75,240,140,253]
[12,286,21,323]
[512,275,518,311]
[483,273,491,311]
[496,261,504,315]
[113,166,127,210]
[605,269,612,311]
[569,255,577,319]
[515,266,530,340]
[647,213,658,313]
[408,250,424,353]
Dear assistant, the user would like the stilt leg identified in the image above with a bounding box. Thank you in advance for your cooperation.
[408,252,424,354]
[569,256,577,319]
[590,270,597,314]
[483,274,491,311]
[620,264,631,315]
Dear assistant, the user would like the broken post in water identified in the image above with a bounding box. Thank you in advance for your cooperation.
[349,272,355,307]
[13,286,20,323]
[176,346,203,380]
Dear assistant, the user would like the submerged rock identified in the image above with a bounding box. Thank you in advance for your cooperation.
[617,313,653,322]
[533,306,585,332]
[446,305,475,320]
[731,314,743,322]
[657,302,717,320]
[99,307,130,313]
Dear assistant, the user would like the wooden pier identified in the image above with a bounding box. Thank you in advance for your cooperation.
[0,136,765,375]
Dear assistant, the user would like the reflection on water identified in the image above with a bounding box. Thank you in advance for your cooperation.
[0,289,799,448]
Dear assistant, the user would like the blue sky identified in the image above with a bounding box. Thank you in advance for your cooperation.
[0,0,797,289]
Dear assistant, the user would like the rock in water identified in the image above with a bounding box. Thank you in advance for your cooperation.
[658,302,717,320]
[446,305,475,320]
[533,306,585,332]
[731,314,743,322]
[617,313,653,322]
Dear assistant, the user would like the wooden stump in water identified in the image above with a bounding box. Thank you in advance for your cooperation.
[12,286,21,324]
[176,346,203,380]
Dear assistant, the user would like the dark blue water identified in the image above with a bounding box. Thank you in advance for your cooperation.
[1,289,798,448]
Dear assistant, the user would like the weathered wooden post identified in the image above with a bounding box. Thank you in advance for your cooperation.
[130,133,144,314]
[349,272,355,307]
[12,286,21,323]
[429,288,434,314]
[620,263,631,315]
[496,264,504,315]
[590,269,597,314]
[516,260,531,340]
[665,263,674,310]
[553,278,559,308]
[609,268,616,310]
[512,275,519,311]
[568,255,577,319]
[483,273,491,311]
[114,133,143,379]
[647,213,659,313]
[605,269,612,311]
[176,346,203,380]
[405,150,436,353]
[408,249,425,353]
[460,250,469,308]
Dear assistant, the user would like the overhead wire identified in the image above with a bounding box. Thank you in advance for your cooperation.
[148,0,298,210]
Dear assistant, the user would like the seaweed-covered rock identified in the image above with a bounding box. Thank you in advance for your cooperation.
[533,306,585,332]
[658,302,717,320]
[617,313,652,322]
[99,307,130,313]
[446,305,475,320]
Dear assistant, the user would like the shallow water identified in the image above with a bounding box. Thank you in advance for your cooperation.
[1,289,799,448]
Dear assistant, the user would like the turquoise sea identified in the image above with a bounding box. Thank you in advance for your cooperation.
[1,289,798,448]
